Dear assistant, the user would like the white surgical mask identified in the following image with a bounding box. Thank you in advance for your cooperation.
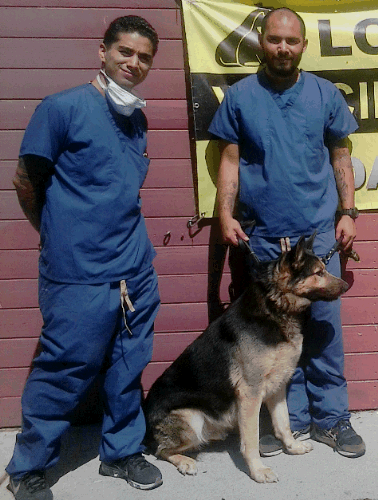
[96,70,146,117]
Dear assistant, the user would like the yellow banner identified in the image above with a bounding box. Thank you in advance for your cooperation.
[181,0,378,216]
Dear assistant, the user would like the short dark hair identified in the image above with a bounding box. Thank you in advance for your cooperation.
[261,8,306,39]
[103,15,159,55]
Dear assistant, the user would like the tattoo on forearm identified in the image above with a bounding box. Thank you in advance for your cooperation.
[223,180,238,214]
[331,144,354,205]
[334,166,349,201]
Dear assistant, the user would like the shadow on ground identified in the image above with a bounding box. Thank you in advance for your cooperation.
[47,424,102,486]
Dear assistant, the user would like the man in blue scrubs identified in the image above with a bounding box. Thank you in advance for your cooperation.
[209,8,365,460]
[7,16,163,500]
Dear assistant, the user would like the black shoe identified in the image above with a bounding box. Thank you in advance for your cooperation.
[259,425,311,457]
[312,420,366,458]
[7,471,53,500]
[99,453,163,490]
[292,425,312,441]
[259,434,283,457]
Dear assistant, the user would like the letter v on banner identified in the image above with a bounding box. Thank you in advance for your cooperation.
[181,0,378,215]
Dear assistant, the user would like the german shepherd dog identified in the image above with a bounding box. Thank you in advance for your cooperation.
[143,234,349,483]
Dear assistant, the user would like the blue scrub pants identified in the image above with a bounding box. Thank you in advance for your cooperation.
[229,232,350,431]
[6,265,160,480]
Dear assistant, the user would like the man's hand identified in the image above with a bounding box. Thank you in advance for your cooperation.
[336,215,356,253]
[219,215,249,247]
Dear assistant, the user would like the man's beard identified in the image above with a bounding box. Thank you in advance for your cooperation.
[265,55,301,78]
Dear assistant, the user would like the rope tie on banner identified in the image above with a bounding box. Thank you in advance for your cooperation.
[120,279,135,337]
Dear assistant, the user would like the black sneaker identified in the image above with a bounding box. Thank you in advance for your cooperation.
[7,471,53,500]
[99,453,163,490]
[312,420,366,458]
[292,425,312,441]
[259,434,283,457]
[259,425,311,457]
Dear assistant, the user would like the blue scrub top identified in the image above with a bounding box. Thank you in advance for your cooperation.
[209,70,358,239]
[20,84,156,283]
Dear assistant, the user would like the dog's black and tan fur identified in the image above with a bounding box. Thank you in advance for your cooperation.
[143,234,349,483]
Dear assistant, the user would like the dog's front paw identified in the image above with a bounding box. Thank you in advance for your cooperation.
[176,456,198,476]
[285,440,313,455]
[250,466,278,483]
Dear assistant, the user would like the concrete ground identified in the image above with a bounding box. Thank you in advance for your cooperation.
[1,411,377,500]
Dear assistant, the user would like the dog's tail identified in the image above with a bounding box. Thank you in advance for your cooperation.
[142,383,176,452]
[143,386,226,453]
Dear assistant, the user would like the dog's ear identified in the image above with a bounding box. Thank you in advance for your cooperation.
[292,235,307,269]
[295,235,306,256]
[278,249,289,269]
[305,231,317,251]
[279,236,304,270]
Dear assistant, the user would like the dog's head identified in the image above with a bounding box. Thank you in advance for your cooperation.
[273,233,349,307]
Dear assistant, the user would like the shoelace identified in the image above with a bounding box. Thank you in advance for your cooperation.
[292,426,310,439]
[22,472,48,493]
[334,420,352,435]
[124,454,149,471]
[324,420,352,441]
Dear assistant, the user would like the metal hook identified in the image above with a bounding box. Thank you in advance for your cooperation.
[187,212,206,228]
[163,231,171,246]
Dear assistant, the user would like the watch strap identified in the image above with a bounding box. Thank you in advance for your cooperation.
[337,208,359,219]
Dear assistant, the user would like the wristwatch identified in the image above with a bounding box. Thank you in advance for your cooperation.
[337,208,359,219]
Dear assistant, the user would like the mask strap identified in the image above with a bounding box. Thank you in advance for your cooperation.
[96,70,108,91]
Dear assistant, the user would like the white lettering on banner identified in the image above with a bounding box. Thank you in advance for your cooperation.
[352,157,378,190]
[360,82,369,119]
[367,157,378,190]
[333,83,354,114]
[321,81,378,121]
[352,157,366,189]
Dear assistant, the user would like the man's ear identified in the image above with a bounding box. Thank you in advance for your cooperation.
[302,38,308,53]
[99,43,107,65]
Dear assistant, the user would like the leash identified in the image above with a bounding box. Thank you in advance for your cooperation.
[238,220,265,266]
[237,237,261,266]
[321,237,343,265]
[238,234,349,267]
[238,219,358,265]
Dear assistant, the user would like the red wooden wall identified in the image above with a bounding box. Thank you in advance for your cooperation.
[0,0,377,428]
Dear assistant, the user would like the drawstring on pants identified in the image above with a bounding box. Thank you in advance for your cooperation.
[120,279,135,337]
